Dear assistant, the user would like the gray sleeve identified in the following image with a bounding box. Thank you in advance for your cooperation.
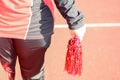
[54,0,85,30]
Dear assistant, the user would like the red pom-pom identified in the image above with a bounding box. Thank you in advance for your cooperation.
[65,36,82,76]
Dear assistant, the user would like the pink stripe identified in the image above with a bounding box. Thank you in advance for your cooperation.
[43,0,54,20]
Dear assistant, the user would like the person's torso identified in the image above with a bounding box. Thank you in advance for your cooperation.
[0,0,54,39]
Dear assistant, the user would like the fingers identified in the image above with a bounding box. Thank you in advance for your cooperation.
[69,24,86,41]
[74,24,86,41]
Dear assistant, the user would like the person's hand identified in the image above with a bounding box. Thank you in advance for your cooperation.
[69,24,86,41]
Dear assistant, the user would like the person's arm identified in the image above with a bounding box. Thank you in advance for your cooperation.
[54,0,86,41]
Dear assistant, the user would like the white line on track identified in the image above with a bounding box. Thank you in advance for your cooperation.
[55,23,120,28]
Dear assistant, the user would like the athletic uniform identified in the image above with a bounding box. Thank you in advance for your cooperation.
[0,0,84,80]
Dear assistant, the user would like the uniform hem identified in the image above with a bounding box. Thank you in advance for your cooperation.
[0,31,54,40]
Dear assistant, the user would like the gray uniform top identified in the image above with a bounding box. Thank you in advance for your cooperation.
[0,0,84,39]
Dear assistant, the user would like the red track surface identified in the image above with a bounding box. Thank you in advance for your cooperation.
[0,0,120,80]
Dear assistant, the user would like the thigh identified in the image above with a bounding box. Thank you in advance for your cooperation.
[0,38,17,66]
[0,38,17,74]
[13,36,51,78]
